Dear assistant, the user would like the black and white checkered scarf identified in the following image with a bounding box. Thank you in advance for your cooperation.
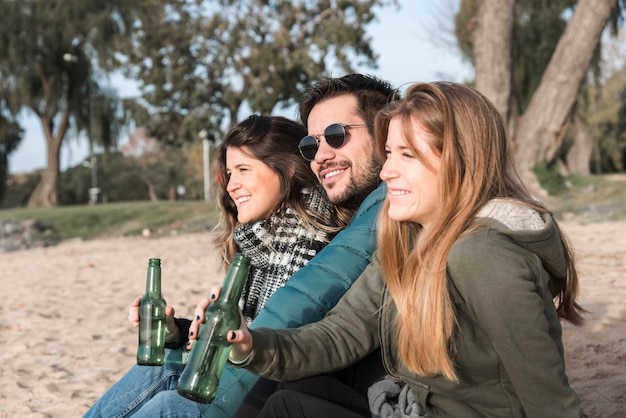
[233,187,335,324]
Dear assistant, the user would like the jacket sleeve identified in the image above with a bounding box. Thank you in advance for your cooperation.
[242,257,384,382]
[164,317,191,349]
[202,185,385,417]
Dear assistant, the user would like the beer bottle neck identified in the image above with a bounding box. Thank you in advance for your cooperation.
[217,254,250,306]
[145,258,162,296]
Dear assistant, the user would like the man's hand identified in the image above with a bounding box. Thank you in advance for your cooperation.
[128,295,142,327]
[128,295,180,341]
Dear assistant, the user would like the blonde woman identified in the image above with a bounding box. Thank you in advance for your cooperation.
[226,82,584,417]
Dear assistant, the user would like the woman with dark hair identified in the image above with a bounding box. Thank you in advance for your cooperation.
[84,114,345,417]
[212,114,348,324]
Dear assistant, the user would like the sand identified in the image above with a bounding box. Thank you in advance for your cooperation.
[0,221,624,417]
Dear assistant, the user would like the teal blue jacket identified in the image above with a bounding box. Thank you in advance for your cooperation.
[203,184,384,417]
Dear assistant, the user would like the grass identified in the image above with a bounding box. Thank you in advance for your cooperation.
[0,200,220,244]
[546,174,626,223]
[1,173,624,247]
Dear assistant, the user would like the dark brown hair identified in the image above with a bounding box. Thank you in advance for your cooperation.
[214,115,346,267]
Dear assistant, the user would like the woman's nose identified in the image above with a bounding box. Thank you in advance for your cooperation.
[379,158,396,181]
[227,178,241,192]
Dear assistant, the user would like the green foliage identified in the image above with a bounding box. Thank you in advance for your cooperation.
[594,120,626,173]
[548,174,626,222]
[2,172,41,208]
[608,0,626,34]
[533,160,566,195]
[512,0,578,112]
[3,144,205,207]
[1,0,396,205]
[453,0,477,64]
[0,112,23,201]
[580,73,626,174]
[0,0,133,126]
[533,167,626,222]
[0,200,219,243]
[3,175,624,249]
[0,0,139,205]
[608,83,626,171]
[455,0,626,176]
[56,152,151,204]
[572,63,626,175]
[456,0,586,113]
[121,0,397,145]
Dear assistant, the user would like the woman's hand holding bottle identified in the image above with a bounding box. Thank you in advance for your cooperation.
[187,285,254,362]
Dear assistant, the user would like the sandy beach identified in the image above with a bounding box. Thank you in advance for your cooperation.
[0,221,624,417]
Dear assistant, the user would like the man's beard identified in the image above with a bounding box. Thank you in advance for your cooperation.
[324,154,382,212]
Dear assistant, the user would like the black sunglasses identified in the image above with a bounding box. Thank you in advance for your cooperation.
[298,123,369,161]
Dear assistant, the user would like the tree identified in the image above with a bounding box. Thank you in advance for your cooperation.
[566,115,594,175]
[456,0,623,193]
[0,110,23,202]
[120,0,397,146]
[120,128,188,201]
[582,34,626,174]
[0,1,134,207]
[514,0,620,189]
[596,84,626,171]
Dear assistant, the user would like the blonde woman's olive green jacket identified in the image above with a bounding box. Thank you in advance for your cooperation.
[241,204,582,418]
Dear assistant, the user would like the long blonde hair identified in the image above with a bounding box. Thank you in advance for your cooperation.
[375,82,584,381]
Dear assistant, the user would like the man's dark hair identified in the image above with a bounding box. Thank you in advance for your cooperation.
[298,74,398,131]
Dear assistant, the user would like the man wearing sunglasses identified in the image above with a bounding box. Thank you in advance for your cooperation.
[83,74,396,418]
[298,79,387,211]
[214,74,396,417]
[226,73,397,417]
[211,74,396,418]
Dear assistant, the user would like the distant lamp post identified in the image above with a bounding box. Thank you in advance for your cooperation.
[62,53,79,63]
[199,129,211,202]
[64,52,99,204]
[82,156,100,205]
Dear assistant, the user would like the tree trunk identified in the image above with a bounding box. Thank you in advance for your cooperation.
[146,179,158,202]
[27,117,64,207]
[148,182,159,202]
[566,115,593,175]
[26,67,73,207]
[473,0,515,125]
[513,0,616,190]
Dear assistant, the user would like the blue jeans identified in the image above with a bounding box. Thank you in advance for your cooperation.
[83,349,204,418]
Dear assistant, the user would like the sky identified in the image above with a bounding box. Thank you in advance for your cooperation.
[8,0,473,174]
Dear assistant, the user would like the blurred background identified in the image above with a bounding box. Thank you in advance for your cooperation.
[1,0,625,243]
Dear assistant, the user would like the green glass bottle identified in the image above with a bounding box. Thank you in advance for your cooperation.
[177,253,250,403]
[136,258,167,366]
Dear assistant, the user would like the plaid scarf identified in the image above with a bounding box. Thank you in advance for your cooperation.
[234,187,335,324]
